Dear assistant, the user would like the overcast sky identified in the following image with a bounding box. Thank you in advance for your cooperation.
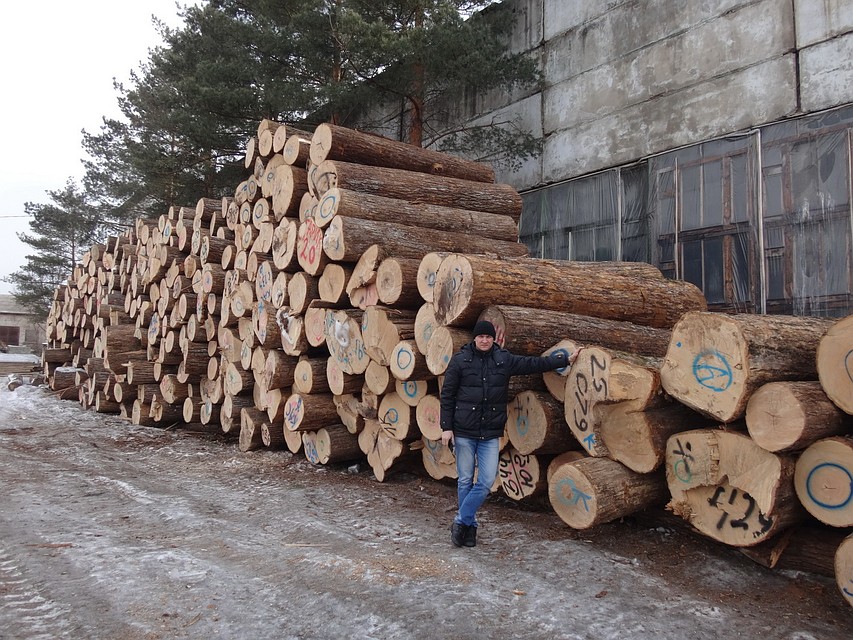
[0,1,191,295]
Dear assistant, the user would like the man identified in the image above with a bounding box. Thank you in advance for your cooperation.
[440,319,580,547]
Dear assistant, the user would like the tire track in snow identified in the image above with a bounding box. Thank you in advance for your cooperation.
[0,545,73,639]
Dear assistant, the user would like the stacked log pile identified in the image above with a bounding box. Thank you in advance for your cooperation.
[38,119,853,606]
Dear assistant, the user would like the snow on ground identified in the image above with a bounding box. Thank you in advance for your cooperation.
[0,384,850,639]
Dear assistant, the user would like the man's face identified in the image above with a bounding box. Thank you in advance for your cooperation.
[474,334,494,352]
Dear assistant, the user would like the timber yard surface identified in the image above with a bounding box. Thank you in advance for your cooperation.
[0,385,850,640]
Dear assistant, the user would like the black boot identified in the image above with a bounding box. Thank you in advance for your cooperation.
[463,525,477,547]
[450,522,467,547]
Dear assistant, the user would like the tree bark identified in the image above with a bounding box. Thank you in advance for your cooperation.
[376,257,422,309]
[315,160,522,218]
[315,188,518,241]
[507,390,580,455]
[597,402,715,473]
[665,429,805,546]
[309,123,496,183]
[661,311,836,423]
[434,254,706,329]
[563,346,664,456]
[745,381,852,452]
[478,305,672,357]
[548,456,669,529]
[323,216,527,265]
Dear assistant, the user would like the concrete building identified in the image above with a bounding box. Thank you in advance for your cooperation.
[497,0,853,316]
[0,294,44,354]
[385,0,853,316]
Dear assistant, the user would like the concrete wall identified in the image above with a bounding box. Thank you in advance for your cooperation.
[478,0,853,189]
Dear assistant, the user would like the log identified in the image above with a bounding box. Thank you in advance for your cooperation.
[334,393,366,435]
[315,188,518,241]
[665,429,805,546]
[296,218,328,275]
[270,271,289,309]
[836,533,853,609]
[302,431,322,464]
[395,378,434,408]
[389,340,431,381]
[315,424,363,464]
[261,349,297,390]
[277,307,309,356]
[283,133,311,167]
[318,262,352,304]
[415,394,442,440]
[272,219,299,272]
[314,160,521,218]
[364,360,392,396]
[439,255,706,330]
[507,391,579,455]
[548,456,669,529]
[261,421,286,449]
[414,303,438,354]
[282,393,341,432]
[303,305,329,348]
[425,325,470,376]
[357,419,418,482]
[309,123,496,183]
[416,252,451,304]
[498,447,548,501]
[794,436,853,528]
[283,425,304,453]
[260,154,286,198]
[738,523,848,578]
[287,271,320,315]
[377,391,418,441]
[563,346,664,456]
[362,306,416,367]
[376,257,422,308]
[596,403,715,473]
[239,408,266,452]
[326,357,363,396]
[293,356,332,395]
[661,311,836,423]
[745,381,852,452]
[345,244,385,294]
[817,314,853,415]
[325,309,369,375]
[478,305,671,358]
[421,436,457,481]
[322,216,528,263]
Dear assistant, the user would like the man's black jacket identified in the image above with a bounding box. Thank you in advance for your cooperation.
[439,342,569,440]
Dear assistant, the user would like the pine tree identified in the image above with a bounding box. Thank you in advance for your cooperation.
[6,181,105,317]
[81,0,540,223]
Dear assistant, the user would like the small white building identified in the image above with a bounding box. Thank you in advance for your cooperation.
[0,294,44,354]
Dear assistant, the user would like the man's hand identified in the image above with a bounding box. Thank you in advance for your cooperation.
[494,325,506,348]
[441,430,454,448]
[568,347,584,366]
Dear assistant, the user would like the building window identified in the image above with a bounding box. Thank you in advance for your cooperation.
[0,326,20,346]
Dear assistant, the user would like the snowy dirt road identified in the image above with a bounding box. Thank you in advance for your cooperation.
[0,385,850,640]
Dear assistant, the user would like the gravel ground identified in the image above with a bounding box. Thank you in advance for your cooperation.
[0,385,850,639]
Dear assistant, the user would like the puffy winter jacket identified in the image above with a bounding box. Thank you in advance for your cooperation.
[439,342,569,440]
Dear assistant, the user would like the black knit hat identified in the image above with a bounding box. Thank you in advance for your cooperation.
[471,320,496,339]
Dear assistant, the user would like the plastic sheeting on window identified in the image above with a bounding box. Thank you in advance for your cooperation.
[519,104,853,318]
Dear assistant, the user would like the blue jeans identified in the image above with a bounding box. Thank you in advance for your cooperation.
[453,436,500,528]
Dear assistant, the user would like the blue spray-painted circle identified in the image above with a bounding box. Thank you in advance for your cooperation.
[692,350,734,392]
[806,462,853,510]
[845,349,853,384]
